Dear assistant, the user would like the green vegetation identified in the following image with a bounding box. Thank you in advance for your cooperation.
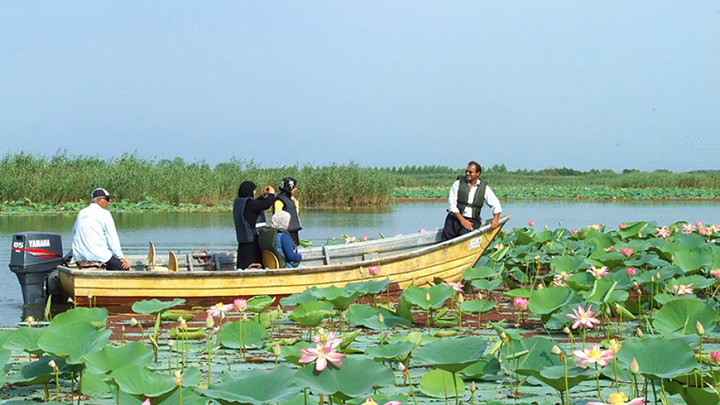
[1,152,719,214]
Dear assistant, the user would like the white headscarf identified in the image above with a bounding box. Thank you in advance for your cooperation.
[271,211,291,231]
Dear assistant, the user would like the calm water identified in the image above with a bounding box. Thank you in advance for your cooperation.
[2,201,719,326]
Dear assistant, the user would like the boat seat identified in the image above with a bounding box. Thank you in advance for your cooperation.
[261,250,280,269]
[75,260,104,270]
[168,250,178,272]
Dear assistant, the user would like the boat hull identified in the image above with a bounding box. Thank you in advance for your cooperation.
[58,216,509,307]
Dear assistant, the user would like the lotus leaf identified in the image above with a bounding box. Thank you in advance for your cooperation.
[616,337,699,379]
[256,308,283,328]
[508,336,561,374]
[3,327,46,355]
[459,356,501,379]
[528,286,578,315]
[109,364,175,397]
[675,233,711,249]
[246,295,274,312]
[80,371,112,396]
[413,336,487,373]
[160,312,194,322]
[83,342,153,375]
[528,365,598,392]
[669,274,715,290]
[10,355,79,385]
[673,248,715,272]
[581,279,628,305]
[513,228,535,245]
[38,321,111,364]
[346,304,412,330]
[550,255,585,274]
[280,341,314,365]
[280,287,319,306]
[344,278,393,295]
[401,285,455,310]
[364,341,415,362]
[652,298,719,337]
[491,322,522,341]
[418,369,465,398]
[460,299,496,314]
[131,298,186,315]
[313,285,363,309]
[504,288,531,298]
[617,221,648,240]
[288,300,334,327]
[152,386,207,405]
[218,319,268,349]
[294,356,395,400]
[665,381,720,405]
[462,265,498,280]
[49,307,108,328]
[470,278,502,291]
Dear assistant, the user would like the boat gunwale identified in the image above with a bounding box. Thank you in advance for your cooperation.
[57,215,510,279]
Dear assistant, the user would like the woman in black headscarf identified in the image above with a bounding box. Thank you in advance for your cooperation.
[233,181,275,269]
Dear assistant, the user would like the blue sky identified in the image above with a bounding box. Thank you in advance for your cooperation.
[1,2,718,172]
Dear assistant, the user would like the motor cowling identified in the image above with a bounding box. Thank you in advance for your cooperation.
[9,232,64,306]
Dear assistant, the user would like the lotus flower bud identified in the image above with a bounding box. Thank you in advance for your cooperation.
[129,317,138,327]
[173,370,182,386]
[205,314,214,329]
[378,313,384,324]
[426,293,431,302]
[630,357,639,374]
[563,327,571,336]
[168,339,175,348]
[48,359,56,369]
[471,381,476,392]
[369,266,381,276]
[243,313,248,322]
[397,362,405,371]
[636,328,643,338]
[274,342,281,357]
[67,297,74,304]
[458,294,464,303]
[121,325,125,332]
[500,332,508,344]
[711,351,720,365]
[696,321,705,336]
[551,345,562,355]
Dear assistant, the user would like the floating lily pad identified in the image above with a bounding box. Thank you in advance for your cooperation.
[246,295,275,313]
[38,321,111,364]
[108,364,175,397]
[413,336,487,373]
[419,369,465,398]
[460,299,496,314]
[344,278,393,295]
[528,286,578,315]
[346,304,412,330]
[294,355,395,400]
[131,298,186,315]
[364,341,416,362]
[218,319,268,349]
[401,285,455,311]
[198,365,298,405]
[83,342,153,375]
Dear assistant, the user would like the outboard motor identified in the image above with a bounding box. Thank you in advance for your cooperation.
[9,232,64,306]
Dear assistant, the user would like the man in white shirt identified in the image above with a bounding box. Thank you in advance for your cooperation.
[441,161,502,241]
[71,188,130,270]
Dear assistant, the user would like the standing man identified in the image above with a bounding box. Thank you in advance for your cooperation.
[441,161,502,241]
[72,188,130,270]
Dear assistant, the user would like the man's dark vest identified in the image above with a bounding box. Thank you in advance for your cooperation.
[456,176,487,220]
[233,197,254,244]
[276,194,302,232]
[257,227,300,268]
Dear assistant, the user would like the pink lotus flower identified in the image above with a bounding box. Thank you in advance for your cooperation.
[207,302,232,319]
[655,226,670,238]
[312,331,342,348]
[362,235,368,241]
[142,399,151,405]
[586,392,645,405]
[711,351,720,365]
[571,228,579,234]
[589,224,603,231]
[442,282,464,293]
[233,298,247,312]
[618,223,627,229]
[299,345,346,371]
[710,270,720,281]
[682,224,696,234]
[513,297,529,310]
[552,271,570,287]
[566,304,601,330]
[695,221,703,228]
[528,220,535,227]
[699,226,708,236]
[673,283,694,296]
[587,265,609,279]
[620,248,633,257]
[368,266,381,276]
[572,344,614,367]
[418,228,426,233]
[362,398,402,405]
[625,268,637,277]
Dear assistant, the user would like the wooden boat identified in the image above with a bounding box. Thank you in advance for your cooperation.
[56,215,510,307]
